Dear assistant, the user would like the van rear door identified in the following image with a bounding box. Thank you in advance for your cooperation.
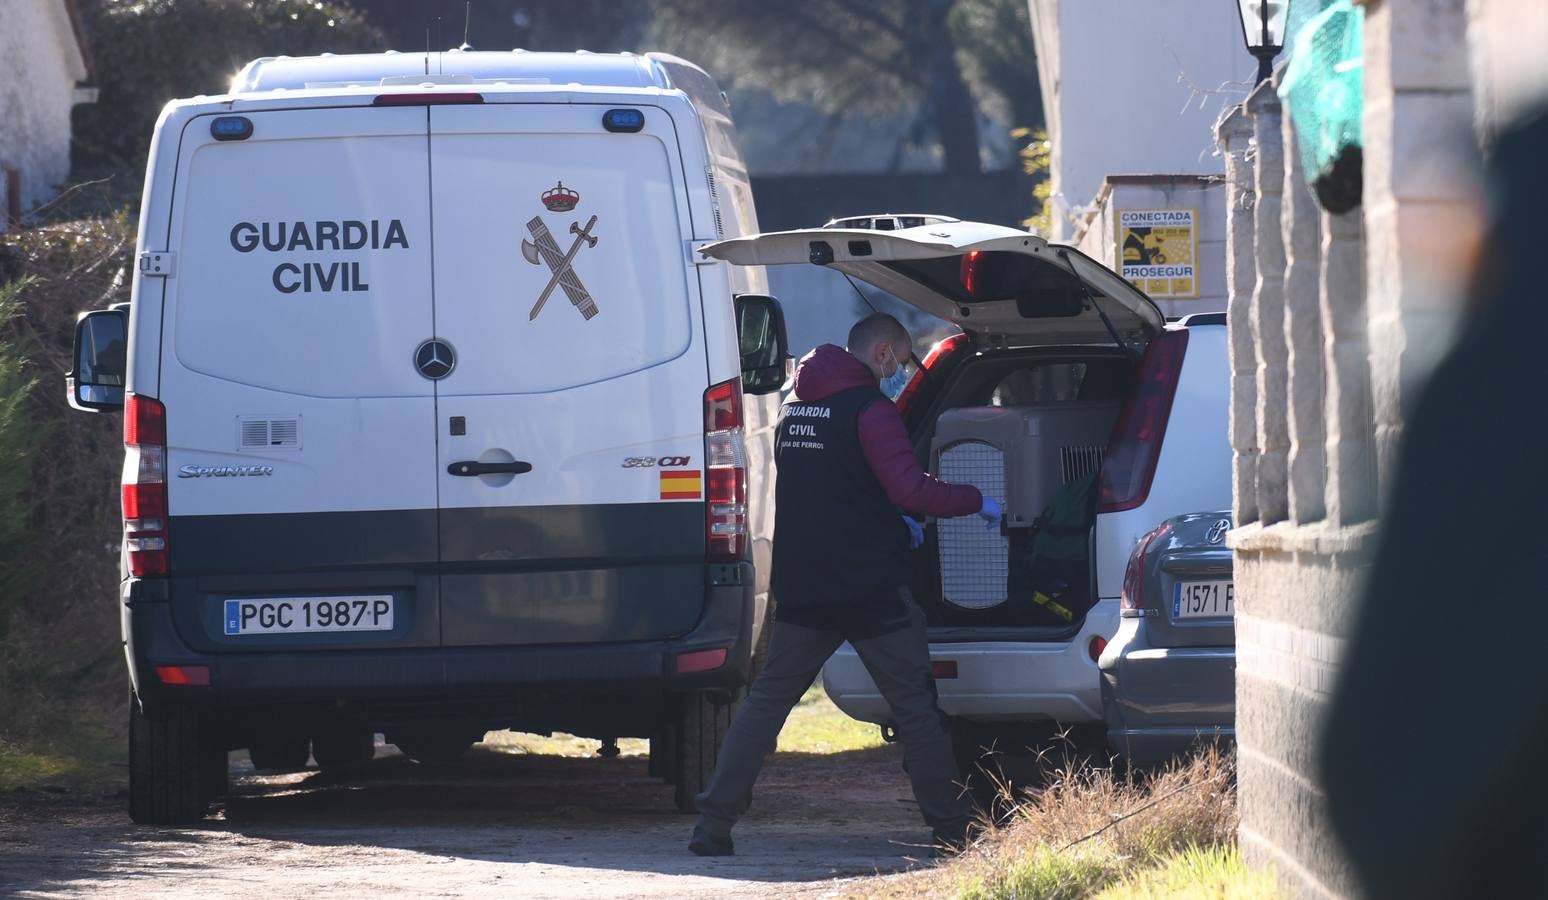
[427,103,709,649]
[700,222,1165,348]
[161,107,441,651]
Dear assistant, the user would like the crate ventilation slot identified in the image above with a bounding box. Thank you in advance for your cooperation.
[1059,445,1105,484]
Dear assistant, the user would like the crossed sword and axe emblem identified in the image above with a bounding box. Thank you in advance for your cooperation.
[521,215,600,321]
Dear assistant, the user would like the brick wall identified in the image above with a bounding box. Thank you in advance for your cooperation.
[1223,1,1477,895]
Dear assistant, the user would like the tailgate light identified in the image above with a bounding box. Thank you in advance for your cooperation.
[1120,521,1172,614]
[123,395,169,578]
[372,92,484,106]
[931,660,958,679]
[704,378,748,561]
[675,648,728,675]
[1099,329,1189,512]
[896,332,971,416]
[958,250,984,297]
[155,665,209,686]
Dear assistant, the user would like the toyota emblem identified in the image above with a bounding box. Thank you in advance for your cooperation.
[414,339,456,380]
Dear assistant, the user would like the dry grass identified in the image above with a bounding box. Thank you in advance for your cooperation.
[856,747,1253,899]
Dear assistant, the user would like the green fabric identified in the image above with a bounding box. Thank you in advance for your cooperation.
[1278,0,1365,188]
[1030,471,1098,563]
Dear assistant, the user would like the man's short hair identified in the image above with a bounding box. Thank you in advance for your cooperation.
[847,313,911,356]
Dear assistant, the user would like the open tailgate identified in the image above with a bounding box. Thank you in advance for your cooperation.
[699,221,1164,348]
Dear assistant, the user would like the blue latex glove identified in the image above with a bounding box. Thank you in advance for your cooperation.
[903,515,924,549]
[978,496,1003,530]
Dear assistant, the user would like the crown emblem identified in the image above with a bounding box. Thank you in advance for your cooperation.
[541,181,580,212]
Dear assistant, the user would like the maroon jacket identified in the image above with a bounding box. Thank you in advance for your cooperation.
[789,345,982,518]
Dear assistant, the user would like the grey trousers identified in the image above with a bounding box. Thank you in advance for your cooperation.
[694,599,972,837]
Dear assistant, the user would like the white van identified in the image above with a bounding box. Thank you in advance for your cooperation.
[66,51,791,824]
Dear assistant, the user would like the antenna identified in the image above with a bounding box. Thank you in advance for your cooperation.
[460,1,473,51]
[436,16,443,73]
[424,28,430,74]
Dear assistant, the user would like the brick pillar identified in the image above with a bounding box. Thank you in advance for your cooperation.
[1248,81,1289,525]
[1217,105,1259,526]
[1278,87,1327,525]
[1362,0,1475,500]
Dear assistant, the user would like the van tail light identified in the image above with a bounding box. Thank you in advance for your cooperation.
[123,394,169,577]
[1120,521,1172,614]
[896,332,971,416]
[1098,329,1189,512]
[372,92,484,106]
[704,378,747,561]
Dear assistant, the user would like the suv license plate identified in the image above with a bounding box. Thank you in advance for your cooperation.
[223,596,394,636]
[1172,582,1234,620]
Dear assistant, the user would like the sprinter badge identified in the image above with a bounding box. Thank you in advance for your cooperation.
[522,182,601,322]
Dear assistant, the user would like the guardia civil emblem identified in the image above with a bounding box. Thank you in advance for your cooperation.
[521,181,600,321]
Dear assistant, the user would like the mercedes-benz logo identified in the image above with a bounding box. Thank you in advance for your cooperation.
[414,339,456,380]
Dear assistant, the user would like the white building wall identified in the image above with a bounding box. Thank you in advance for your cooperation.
[0,0,90,221]
[1029,0,1257,240]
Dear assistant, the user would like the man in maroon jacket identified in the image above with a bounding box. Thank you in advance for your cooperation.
[689,313,1001,857]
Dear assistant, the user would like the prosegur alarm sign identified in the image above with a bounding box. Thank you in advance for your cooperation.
[1117,209,1199,299]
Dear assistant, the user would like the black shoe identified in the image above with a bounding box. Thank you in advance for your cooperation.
[689,829,735,857]
[932,824,973,858]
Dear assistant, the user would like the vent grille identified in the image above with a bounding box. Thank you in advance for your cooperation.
[937,441,1007,610]
[705,165,724,238]
[1060,445,1105,484]
[237,416,301,450]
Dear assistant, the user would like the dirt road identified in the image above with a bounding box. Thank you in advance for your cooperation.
[1,742,937,898]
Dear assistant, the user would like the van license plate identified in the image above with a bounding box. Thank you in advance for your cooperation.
[223,596,394,636]
[1172,582,1234,620]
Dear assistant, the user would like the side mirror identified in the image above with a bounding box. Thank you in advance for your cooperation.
[734,294,791,396]
[67,308,128,412]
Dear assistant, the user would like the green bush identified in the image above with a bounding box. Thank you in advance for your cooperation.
[73,0,385,185]
[0,217,136,751]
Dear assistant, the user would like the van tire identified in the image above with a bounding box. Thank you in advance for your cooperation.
[128,694,212,825]
[671,690,736,814]
[248,736,312,772]
[200,734,229,806]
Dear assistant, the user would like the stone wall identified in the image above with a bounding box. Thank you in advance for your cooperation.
[1224,1,1480,896]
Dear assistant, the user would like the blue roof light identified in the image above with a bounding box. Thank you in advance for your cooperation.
[602,108,645,133]
[210,116,254,142]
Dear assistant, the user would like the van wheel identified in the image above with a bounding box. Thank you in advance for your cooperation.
[312,728,376,770]
[128,694,214,825]
[248,736,311,772]
[200,732,229,806]
[671,690,737,814]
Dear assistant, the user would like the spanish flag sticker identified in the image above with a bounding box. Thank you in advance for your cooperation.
[660,469,702,500]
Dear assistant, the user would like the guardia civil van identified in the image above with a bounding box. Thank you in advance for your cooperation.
[66,51,791,824]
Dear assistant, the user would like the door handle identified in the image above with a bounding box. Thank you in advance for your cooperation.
[447,460,533,477]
